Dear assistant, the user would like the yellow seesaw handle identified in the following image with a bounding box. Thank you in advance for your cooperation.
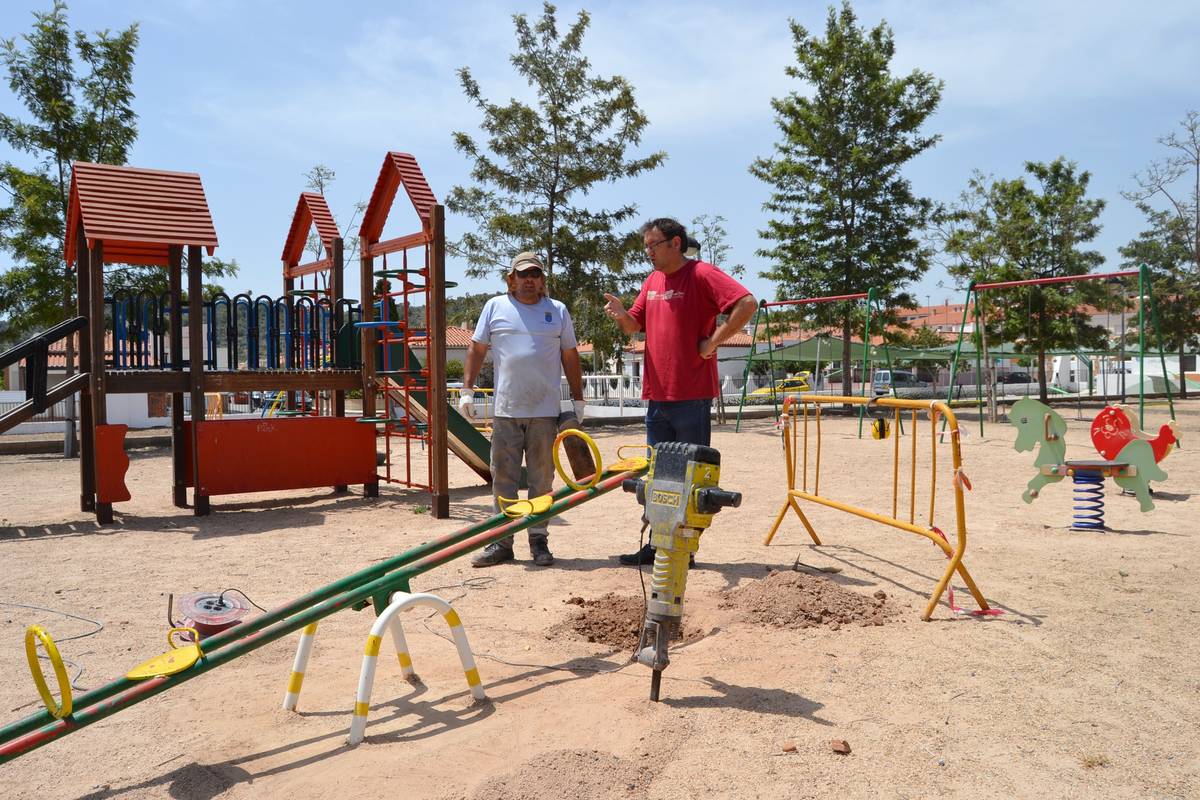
[553,428,604,490]
[25,625,72,719]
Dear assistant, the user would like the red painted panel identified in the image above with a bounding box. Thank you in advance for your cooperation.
[95,424,132,503]
[182,418,375,496]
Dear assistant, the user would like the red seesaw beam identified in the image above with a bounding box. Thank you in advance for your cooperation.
[974,270,1138,291]
[762,291,870,308]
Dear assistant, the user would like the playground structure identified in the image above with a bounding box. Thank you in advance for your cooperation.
[944,266,1177,436]
[734,289,902,434]
[765,395,992,621]
[0,152,487,522]
[0,435,654,762]
[1010,398,1170,529]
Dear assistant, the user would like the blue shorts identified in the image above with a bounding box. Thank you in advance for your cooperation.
[646,399,712,447]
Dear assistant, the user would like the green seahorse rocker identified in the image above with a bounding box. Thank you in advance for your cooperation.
[1009,398,1166,516]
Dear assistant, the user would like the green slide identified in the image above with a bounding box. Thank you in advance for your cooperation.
[335,325,493,482]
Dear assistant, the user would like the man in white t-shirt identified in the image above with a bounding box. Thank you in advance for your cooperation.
[460,252,586,567]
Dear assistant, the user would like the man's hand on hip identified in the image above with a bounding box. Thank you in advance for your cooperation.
[698,337,718,360]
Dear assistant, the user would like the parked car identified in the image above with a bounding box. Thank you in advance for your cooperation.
[750,373,812,397]
[872,369,931,396]
[998,371,1032,385]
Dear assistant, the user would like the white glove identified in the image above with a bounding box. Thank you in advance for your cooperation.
[572,399,586,424]
[458,389,476,419]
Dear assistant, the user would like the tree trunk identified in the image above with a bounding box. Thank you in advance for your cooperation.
[63,267,78,458]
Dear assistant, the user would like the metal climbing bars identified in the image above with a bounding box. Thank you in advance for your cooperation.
[765,396,991,621]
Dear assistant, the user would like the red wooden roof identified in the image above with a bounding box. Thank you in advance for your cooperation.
[281,192,340,270]
[358,152,437,249]
[65,161,218,267]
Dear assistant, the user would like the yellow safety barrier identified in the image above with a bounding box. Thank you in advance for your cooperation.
[766,396,991,621]
[25,626,72,719]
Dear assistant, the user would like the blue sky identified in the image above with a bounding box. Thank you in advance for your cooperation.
[1,0,1196,310]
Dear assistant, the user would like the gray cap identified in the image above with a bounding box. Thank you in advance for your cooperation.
[508,251,545,275]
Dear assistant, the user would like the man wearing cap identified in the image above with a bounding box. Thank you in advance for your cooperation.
[603,218,757,565]
[461,252,586,567]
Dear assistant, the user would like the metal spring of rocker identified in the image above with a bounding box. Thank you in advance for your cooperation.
[1071,470,1105,531]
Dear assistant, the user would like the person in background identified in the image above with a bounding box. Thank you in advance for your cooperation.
[461,252,586,567]
[602,218,757,565]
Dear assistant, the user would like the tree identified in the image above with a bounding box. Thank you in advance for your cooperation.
[942,159,1111,404]
[446,2,665,363]
[1124,111,1200,275]
[1119,207,1200,397]
[750,1,942,397]
[0,1,139,342]
[302,164,336,263]
[1123,110,1200,397]
[690,214,745,276]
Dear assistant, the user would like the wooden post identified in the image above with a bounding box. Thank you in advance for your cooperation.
[76,224,96,513]
[88,242,112,524]
[360,245,378,497]
[428,205,450,518]
[188,245,210,516]
[331,236,348,492]
[169,245,187,507]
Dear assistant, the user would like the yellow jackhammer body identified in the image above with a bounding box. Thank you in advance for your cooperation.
[622,442,741,700]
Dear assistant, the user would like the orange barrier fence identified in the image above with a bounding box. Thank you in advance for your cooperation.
[766,396,991,621]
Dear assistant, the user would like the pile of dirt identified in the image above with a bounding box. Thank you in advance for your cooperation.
[720,569,900,630]
[466,749,652,800]
[550,593,700,649]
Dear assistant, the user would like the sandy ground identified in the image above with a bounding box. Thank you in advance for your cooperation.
[0,401,1197,799]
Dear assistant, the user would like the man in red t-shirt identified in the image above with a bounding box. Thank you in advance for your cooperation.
[603,217,757,564]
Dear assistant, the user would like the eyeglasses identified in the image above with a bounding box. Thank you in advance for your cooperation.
[514,267,544,279]
[644,238,675,254]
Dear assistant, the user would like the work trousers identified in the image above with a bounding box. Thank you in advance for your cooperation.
[490,416,557,544]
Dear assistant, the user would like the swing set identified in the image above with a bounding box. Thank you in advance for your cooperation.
[734,288,905,434]
[942,263,1177,437]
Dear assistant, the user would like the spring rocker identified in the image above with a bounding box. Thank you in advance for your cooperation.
[1009,398,1171,529]
[765,395,993,621]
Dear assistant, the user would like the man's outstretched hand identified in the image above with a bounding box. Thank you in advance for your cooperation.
[603,293,626,320]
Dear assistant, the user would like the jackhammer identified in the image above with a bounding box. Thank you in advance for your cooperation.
[622,441,741,701]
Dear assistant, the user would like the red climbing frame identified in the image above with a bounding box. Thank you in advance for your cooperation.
[357,152,450,518]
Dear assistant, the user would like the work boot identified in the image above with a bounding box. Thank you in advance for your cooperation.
[617,544,694,567]
[529,537,554,567]
[618,543,655,566]
[472,541,514,567]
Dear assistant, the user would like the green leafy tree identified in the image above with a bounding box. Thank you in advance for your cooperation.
[1124,111,1200,274]
[0,1,139,341]
[447,2,665,363]
[445,292,493,328]
[1119,207,1200,396]
[750,1,942,396]
[690,214,745,276]
[942,159,1111,403]
[1123,110,1200,396]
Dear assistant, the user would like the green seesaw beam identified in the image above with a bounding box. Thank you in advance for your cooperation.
[0,463,646,763]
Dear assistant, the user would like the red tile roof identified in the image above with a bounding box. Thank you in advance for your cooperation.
[65,161,218,267]
[282,192,341,275]
[359,152,437,249]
